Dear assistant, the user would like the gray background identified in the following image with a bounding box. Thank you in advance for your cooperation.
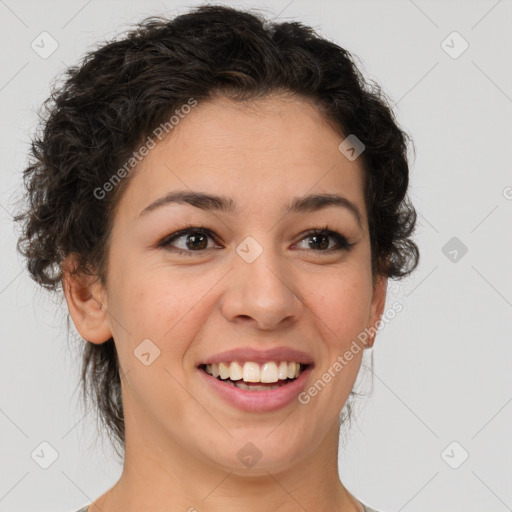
[1,1,511,511]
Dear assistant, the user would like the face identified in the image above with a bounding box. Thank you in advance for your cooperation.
[67,95,386,475]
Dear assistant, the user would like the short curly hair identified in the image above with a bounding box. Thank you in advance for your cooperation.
[15,4,419,458]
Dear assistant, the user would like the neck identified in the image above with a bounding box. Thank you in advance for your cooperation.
[90,411,363,512]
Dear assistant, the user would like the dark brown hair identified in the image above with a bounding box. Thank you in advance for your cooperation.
[15,4,419,459]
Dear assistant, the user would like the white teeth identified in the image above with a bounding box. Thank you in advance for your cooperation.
[206,363,220,378]
[287,362,297,379]
[219,361,230,380]
[232,381,284,391]
[229,361,243,381]
[243,362,260,382]
[204,361,304,383]
[260,362,279,383]
[278,361,288,380]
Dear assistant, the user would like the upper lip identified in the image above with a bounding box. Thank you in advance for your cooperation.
[198,347,314,366]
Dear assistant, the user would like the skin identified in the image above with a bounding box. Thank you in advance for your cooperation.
[63,94,387,512]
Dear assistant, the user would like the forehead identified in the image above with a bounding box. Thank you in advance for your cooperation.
[116,95,367,225]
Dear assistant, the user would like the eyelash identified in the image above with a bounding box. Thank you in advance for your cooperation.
[158,224,355,256]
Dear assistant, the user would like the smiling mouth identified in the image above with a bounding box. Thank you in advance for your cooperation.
[198,361,309,391]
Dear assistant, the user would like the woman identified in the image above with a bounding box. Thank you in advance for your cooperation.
[16,5,419,512]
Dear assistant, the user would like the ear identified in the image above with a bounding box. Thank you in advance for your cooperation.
[61,256,112,344]
[365,273,388,349]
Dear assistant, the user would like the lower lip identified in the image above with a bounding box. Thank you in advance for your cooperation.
[198,366,313,412]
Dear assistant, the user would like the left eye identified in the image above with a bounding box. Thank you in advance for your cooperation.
[293,229,353,252]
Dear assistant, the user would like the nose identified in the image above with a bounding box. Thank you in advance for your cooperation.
[220,241,304,332]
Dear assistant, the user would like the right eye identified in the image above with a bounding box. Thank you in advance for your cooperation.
[158,226,222,255]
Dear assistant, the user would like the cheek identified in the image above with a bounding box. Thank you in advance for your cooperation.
[301,264,373,345]
[107,267,219,358]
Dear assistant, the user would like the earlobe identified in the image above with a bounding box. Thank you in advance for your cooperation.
[61,257,112,344]
[366,274,388,349]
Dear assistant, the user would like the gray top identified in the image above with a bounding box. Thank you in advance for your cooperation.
[361,504,380,512]
[74,500,381,512]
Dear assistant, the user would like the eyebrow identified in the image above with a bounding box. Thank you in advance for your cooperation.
[139,190,362,227]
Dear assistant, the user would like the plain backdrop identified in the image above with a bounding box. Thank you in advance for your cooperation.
[1,1,511,511]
